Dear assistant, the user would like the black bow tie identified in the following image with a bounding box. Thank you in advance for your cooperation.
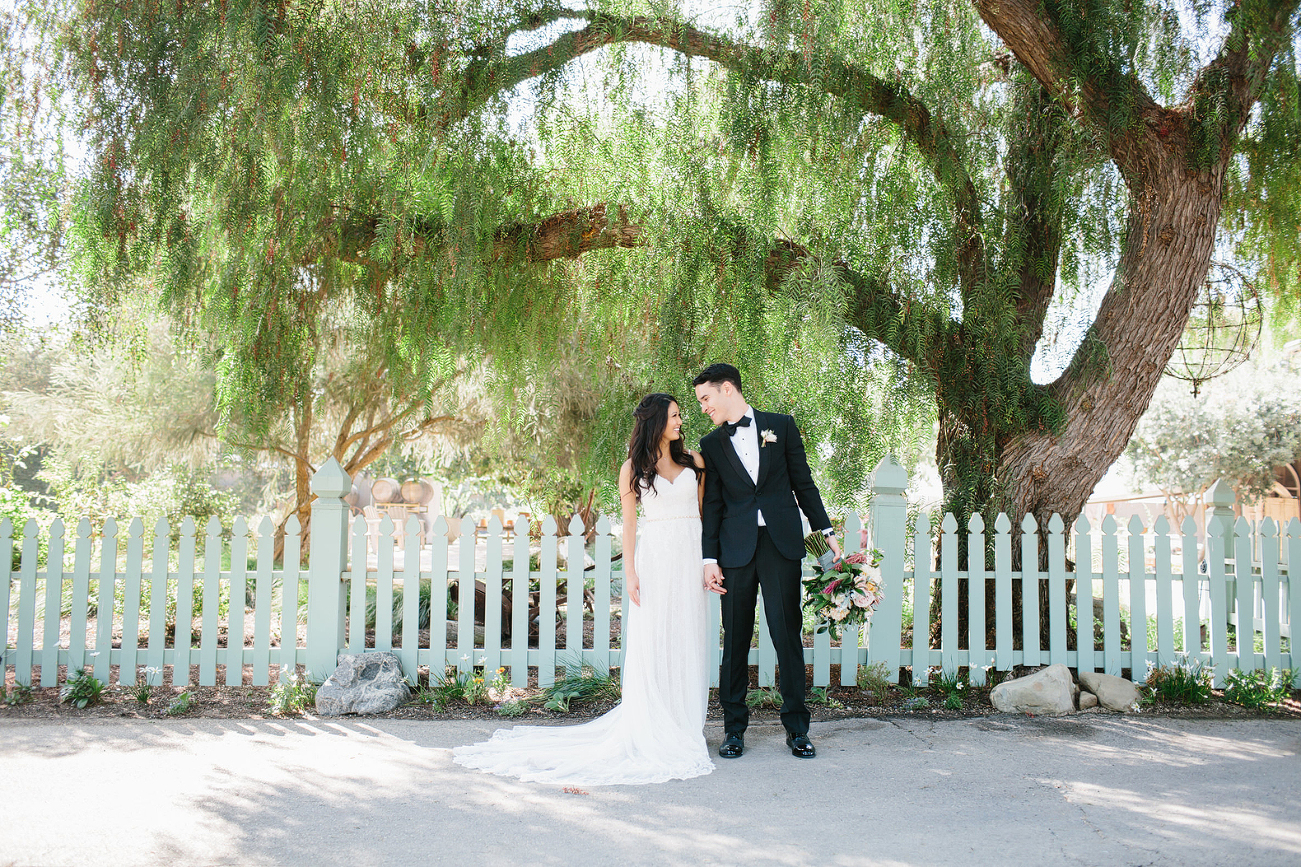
[723,416,752,436]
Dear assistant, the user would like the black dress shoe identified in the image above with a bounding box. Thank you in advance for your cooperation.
[719,733,744,758]
[786,732,816,758]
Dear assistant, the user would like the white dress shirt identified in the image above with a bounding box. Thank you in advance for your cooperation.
[729,406,766,525]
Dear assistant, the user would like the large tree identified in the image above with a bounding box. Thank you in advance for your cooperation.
[60,0,1301,533]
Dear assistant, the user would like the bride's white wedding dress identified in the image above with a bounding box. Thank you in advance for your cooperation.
[452,469,714,785]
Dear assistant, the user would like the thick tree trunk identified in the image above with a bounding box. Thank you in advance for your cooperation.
[1001,170,1222,533]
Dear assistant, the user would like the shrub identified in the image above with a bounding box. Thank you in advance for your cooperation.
[1223,668,1294,710]
[268,674,317,715]
[60,668,104,708]
[1144,657,1212,704]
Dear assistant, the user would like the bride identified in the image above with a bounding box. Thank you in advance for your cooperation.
[452,393,715,785]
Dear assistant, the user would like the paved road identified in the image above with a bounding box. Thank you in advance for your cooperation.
[1,714,1298,866]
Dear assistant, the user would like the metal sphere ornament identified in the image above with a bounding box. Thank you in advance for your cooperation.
[1163,262,1262,397]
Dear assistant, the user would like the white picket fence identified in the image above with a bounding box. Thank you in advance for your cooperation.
[3,456,1297,692]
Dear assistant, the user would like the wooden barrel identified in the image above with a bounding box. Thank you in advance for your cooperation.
[371,477,402,503]
[401,479,435,504]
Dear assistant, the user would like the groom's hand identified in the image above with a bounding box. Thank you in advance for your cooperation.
[827,534,843,561]
[704,563,726,595]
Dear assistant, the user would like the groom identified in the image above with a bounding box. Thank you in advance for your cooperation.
[694,363,840,759]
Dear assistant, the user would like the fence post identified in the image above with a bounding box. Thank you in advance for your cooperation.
[1205,478,1236,686]
[305,458,352,681]
[868,455,908,683]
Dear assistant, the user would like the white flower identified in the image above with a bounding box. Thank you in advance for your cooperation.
[760,429,777,447]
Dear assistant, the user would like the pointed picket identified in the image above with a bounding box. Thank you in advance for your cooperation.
[117,518,145,686]
[1152,516,1175,668]
[1206,515,1230,687]
[399,515,422,684]
[940,513,959,676]
[251,517,275,686]
[1180,516,1201,658]
[93,518,120,683]
[483,515,505,678]
[1020,514,1041,669]
[173,517,197,687]
[374,515,396,653]
[564,514,586,674]
[69,519,92,677]
[199,516,223,686]
[841,513,864,685]
[279,515,302,683]
[966,512,987,685]
[349,515,369,653]
[14,520,40,686]
[146,518,170,686]
[991,513,1011,673]
[1288,519,1301,686]
[1074,514,1094,675]
[1125,515,1147,682]
[456,515,477,673]
[537,515,559,687]
[1046,514,1067,667]
[429,515,450,673]
[225,516,249,686]
[909,511,932,686]
[509,516,531,688]
[40,519,66,687]
[592,515,612,678]
[1233,516,1257,672]
[1099,515,1122,676]
[1258,518,1282,672]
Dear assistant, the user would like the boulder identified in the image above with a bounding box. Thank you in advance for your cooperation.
[990,664,1078,715]
[1079,690,1099,710]
[316,651,410,716]
[1078,671,1141,712]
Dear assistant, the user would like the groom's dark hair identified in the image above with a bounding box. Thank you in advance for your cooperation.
[693,363,743,394]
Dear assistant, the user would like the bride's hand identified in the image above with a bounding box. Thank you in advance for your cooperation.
[627,569,641,606]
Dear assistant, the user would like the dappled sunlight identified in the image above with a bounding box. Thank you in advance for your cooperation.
[1061,780,1301,856]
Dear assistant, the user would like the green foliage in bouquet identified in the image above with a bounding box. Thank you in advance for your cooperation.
[803,532,883,641]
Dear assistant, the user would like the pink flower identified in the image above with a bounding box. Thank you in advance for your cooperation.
[845,551,868,565]
[825,579,841,595]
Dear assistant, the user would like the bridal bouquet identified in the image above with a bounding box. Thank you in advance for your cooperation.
[803,532,883,640]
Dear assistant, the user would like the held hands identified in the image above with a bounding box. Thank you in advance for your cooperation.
[704,563,726,595]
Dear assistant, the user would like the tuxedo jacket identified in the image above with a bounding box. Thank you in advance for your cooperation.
[699,411,832,568]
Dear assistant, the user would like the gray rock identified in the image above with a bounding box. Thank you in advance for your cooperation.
[316,651,410,716]
[1079,690,1099,710]
[1078,671,1141,711]
[990,663,1078,715]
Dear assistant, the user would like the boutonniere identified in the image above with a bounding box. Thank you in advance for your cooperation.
[760,429,777,447]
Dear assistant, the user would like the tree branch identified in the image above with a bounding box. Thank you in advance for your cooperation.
[438,11,984,285]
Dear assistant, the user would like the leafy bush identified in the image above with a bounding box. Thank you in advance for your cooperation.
[1223,668,1294,710]
[60,668,104,708]
[0,485,54,569]
[268,674,318,715]
[858,662,892,704]
[541,667,620,712]
[166,691,193,716]
[1144,657,1212,704]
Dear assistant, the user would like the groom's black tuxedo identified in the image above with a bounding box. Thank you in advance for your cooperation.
[699,411,832,567]
[699,409,832,737]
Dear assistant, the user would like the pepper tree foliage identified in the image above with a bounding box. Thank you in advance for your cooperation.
[62,0,1301,527]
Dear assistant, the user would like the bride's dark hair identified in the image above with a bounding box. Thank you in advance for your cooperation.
[628,393,700,502]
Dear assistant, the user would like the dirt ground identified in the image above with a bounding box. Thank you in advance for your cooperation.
[4,664,1298,724]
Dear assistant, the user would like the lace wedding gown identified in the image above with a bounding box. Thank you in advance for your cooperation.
[453,469,714,785]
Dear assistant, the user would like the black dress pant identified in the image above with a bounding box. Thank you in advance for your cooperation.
[719,526,809,735]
